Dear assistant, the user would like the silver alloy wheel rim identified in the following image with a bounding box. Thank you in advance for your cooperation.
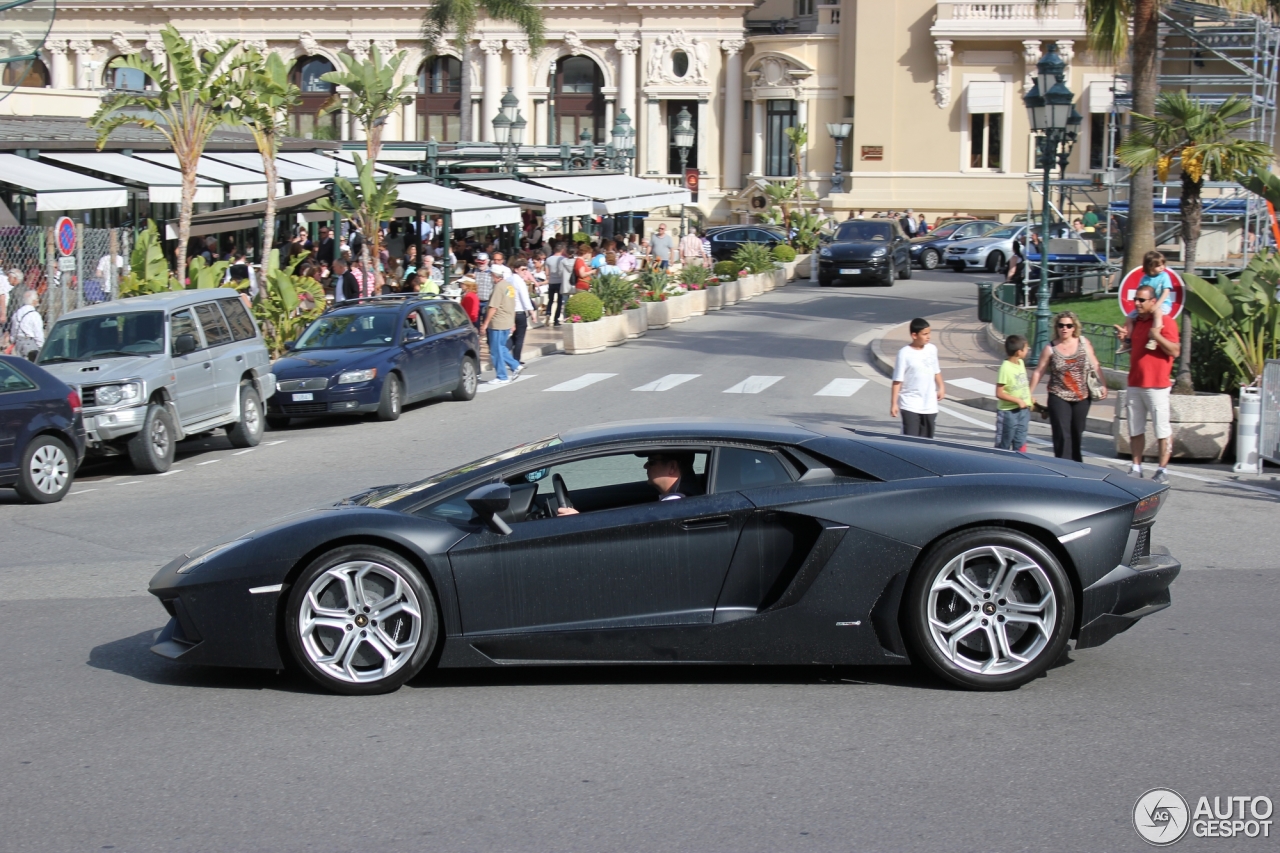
[390,379,400,412]
[244,393,261,435]
[298,560,423,684]
[922,250,937,269]
[150,416,169,456]
[926,545,1057,676]
[463,361,477,393]
[29,443,69,494]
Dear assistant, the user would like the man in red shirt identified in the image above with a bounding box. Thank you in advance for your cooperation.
[1115,283,1181,483]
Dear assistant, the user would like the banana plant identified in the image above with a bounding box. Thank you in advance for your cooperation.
[187,256,231,289]
[118,221,181,297]
[308,154,398,292]
[1183,251,1280,386]
[244,249,327,358]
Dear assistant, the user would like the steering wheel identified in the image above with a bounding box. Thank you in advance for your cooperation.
[553,473,573,511]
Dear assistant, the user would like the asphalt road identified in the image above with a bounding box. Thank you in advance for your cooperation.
[2,271,1277,852]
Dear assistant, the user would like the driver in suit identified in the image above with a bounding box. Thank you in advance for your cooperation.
[556,452,692,516]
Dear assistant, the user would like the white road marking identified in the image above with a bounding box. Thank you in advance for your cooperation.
[115,481,142,486]
[723,375,783,394]
[265,440,287,446]
[158,469,183,476]
[948,377,997,396]
[197,459,220,466]
[814,378,868,397]
[544,373,616,392]
[233,449,255,456]
[938,405,995,430]
[69,489,97,495]
[477,374,536,393]
[634,373,701,392]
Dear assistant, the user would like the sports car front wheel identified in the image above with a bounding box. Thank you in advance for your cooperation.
[904,528,1073,690]
[285,546,438,695]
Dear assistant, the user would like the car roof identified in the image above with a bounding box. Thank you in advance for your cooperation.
[325,296,450,314]
[706,225,784,234]
[559,417,823,448]
[52,288,244,319]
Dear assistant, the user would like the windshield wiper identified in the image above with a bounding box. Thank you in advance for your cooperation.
[38,356,85,364]
[88,350,153,359]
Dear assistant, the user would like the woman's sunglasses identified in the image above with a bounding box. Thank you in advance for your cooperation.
[1057,323,1075,328]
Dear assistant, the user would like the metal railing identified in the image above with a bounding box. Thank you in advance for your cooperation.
[991,287,1129,371]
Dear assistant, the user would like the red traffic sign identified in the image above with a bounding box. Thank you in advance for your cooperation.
[55,216,77,257]
[1118,265,1184,320]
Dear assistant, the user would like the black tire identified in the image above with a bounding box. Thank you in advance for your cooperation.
[226,383,263,448]
[986,251,1005,273]
[881,263,896,286]
[451,357,479,402]
[284,545,439,695]
[898,258,913,280]
[921,249,940,270]
[14,434,74,503]
[127,403,175,474]
[266,415,291,430]
[376,374,402,421]
[903,527,1074,691]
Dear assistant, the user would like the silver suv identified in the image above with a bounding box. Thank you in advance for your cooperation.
[37,289,276,473]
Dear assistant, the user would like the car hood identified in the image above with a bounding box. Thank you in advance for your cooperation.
[825,241,892,258]
[273,348,384,376]
[40,355,160,386]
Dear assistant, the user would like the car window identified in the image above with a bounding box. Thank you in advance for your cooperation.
[717,229,748,242]
[442,302,471,330]
[403,311,426,337]
[748,230,779,243]
[220,298,257,342]
[194,302,234,347]
[985,226,1022,240]
[169,309,203,352]
[712,447,794,492]
[836,222,893,241]
[40,311,165,363]
[295,312,397,349]
[0,361,37,393]
[419,304,450,335]
[957,223,988,238]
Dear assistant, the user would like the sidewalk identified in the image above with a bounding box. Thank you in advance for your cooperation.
[869,308,1117,436]
[477,315,563,370]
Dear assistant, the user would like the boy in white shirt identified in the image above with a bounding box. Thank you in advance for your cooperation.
[889,317,946,438]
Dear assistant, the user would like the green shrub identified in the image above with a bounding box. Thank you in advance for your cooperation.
[677,263,711,285]
[564,291,603,323]
[571,231,591,246]
[713,260,740,278]
[733,242,776,275]
[589,272,636,316]
[771,244,797,263]
[638,267,670,293]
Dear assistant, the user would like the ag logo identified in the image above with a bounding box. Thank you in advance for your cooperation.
[1135,788,1190,845]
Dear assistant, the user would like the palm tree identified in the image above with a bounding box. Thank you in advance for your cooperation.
[232,50,301,265]
[91,25,243,279]
[1117,91,1273,391]
[308,154,399,292]
[421,0,545,142]
[318,45,415,163]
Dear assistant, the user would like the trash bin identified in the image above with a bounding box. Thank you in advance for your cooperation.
[976,281,993,323]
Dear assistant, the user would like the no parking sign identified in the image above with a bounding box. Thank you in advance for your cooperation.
[55,216,77,257]
[1118,266,1185,320]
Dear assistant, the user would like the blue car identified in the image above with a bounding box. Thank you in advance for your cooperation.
[0,354,87,503]
[266,296,480,428]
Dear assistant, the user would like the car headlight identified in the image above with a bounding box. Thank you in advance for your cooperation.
[93,382,143,407]
[968,247,984,254]
[177,537,251,574]
[337,368,378,385]
[870,247,887,257]
[819,247,832,257]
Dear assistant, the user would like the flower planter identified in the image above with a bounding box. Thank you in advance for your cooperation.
[643,299,671,329]
[1112,390,1234,461]
[761,269,776,291]
[667,292,691,323]
[738,274,757,300]
[722,279,740,305]
[562,318,609,354]
[623,305,648,338]
[705,284,723,310]
[780,259,800,283]
[686,288,707,316]
[772,267,787,289]
[602,312,628,346]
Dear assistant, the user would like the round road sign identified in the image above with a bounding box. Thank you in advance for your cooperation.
[1118,266,1184,320]
[55,216,77,257]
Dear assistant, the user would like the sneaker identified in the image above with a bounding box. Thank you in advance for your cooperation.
[486,378,510,386]
[1151,469,1169,484]
[1128,465,1143,479]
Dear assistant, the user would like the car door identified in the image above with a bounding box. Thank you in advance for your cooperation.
[0,360,40,475]
[419,303,461,393]
[398,308,438,399]
[442,450,754,661]
[167,308,217,422]
[192,301,238,416]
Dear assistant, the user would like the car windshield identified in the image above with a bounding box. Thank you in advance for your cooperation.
[39,311,165,363]
[927,223,961,239]
[361,434,565,508]
[835,222,893,242]
[295,312,397,350]
[984,226,1022,240]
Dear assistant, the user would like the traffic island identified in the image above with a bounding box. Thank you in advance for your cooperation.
[1112,390,1234,461]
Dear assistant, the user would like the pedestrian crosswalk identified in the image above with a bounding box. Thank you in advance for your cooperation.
[544,373,617,392]
[814,378,869,397]
[477,370,879,398]
[723,375,784,394]
[633,373,701,392]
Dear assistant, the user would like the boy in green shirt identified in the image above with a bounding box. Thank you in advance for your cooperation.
[995,334,1032,451]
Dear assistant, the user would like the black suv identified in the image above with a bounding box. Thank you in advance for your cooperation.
[704,225,789,261]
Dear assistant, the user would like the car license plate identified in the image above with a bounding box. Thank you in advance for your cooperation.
[840,268,861,275]
[292,392,314,402]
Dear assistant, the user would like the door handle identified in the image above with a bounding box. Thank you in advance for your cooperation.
[235,355,244,362]
[203,362,212,369]
[682,515,730,531]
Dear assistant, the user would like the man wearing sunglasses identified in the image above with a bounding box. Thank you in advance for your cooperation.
[1115,284,1180,483]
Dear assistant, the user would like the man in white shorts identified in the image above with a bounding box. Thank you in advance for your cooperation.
[1117,284,1180,484]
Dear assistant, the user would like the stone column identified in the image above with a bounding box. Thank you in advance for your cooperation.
[403,98,417,141]
[69,39,94,89]
[534,99,548,146]
[646,97,661,174]
[605,100,615,138]
[507,38,530,117]
[44,39,68,89]
[696,98,709,175]
[721,39,745,190]
[751,100,765,177]
[614,36,640,130]
[479,39,505,142]
[340,93,352,141]
[795,98,808,180]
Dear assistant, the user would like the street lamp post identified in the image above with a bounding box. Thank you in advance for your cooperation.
[671,106,695,239]
[491,87,526,174]
[1022,43,1077,367]
[825,121,852,194]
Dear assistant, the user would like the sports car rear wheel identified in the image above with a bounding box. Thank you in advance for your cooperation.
[285,546,437,695]
[904,528,1073,690]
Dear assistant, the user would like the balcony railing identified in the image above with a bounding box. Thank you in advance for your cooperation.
[933,0,1087,38]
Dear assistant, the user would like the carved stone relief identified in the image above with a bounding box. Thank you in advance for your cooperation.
[645,30,709,86]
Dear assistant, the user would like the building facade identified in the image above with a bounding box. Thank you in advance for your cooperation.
[2,0,1118,223]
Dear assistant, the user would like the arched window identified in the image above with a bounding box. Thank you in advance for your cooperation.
[416,56,461,141]
[105,65,146,91]
[2,58,50,88]
[550,56,604,144]
[290,56,339,140]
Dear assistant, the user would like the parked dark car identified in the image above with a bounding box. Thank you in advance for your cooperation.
[910,220,1001,270]
[148,418,1179,695]
[0,355,87,503]
[266,296,480,429]
[705,225,788,261]
[818,219,912,285]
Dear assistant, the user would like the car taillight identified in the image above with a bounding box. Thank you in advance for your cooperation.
[67,389,82,414]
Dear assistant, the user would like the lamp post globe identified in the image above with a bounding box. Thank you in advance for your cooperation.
[500,87,519,123]
[492,111,511,146]
[511,111,527,146]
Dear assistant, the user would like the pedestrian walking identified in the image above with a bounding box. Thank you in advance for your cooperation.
[472,252,495,317]
[1028,310,1106,463]
[649,224,676,270]
[478,272,522,385]
[1114,284,1180,483]
[890,318,945,438]
[10,290,44,361]
[679,228,705,266]
[544,242,568,325]
[994,335,1032,451]
[507,258,537,363]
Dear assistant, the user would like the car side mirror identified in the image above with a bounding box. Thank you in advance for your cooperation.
[173,333,197,355]
[283,340,296,351]
[465,483,512,535]
[403,329,425,344]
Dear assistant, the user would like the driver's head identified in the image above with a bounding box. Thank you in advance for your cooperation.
[643,452,691,494]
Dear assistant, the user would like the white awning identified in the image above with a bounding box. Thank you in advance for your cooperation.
[136,153,283,201]
[0,154,127,211]
[459,178,594,219]
[528,174,691,215]
[966,81,1006,114]
[395,182,522,230]
[42,152,224,205]
[327,151,417,175]
[204,153,329,194]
